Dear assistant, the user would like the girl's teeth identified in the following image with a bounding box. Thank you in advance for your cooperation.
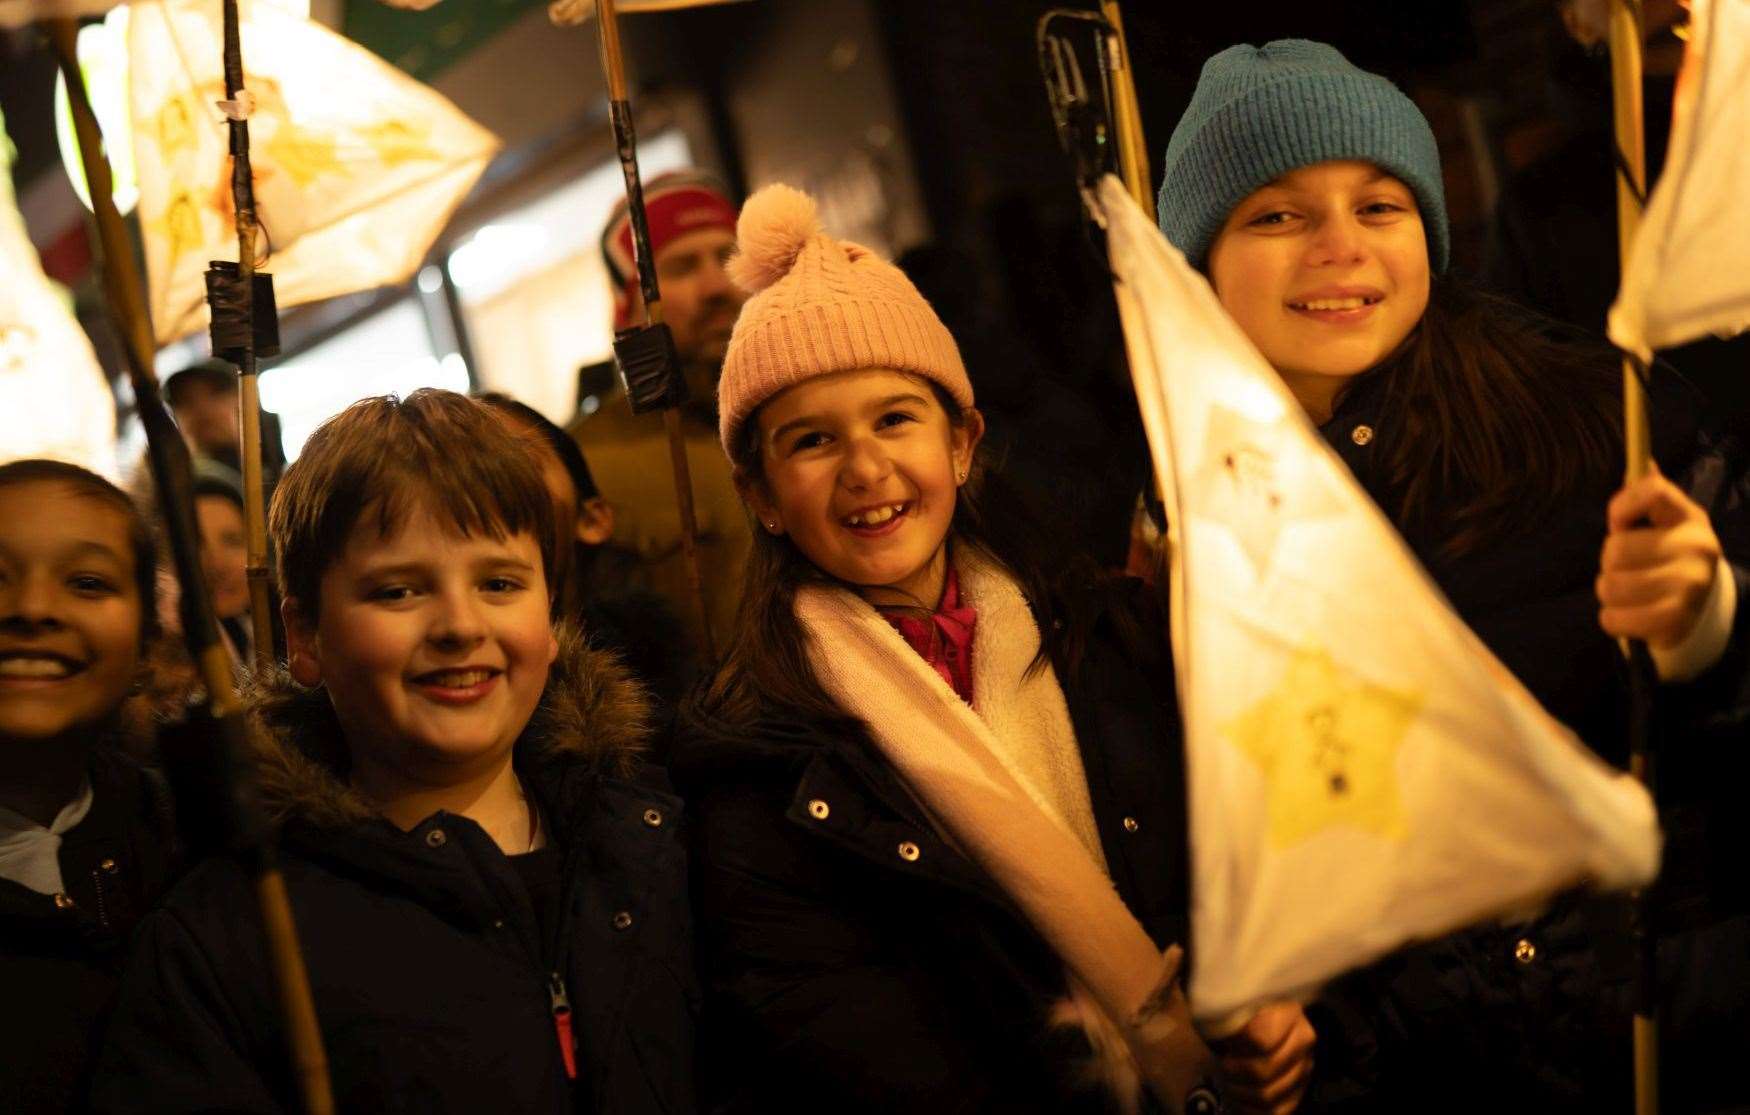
[1298,297,1373,311]
[423,669,490,688]
[0,656,75,679]
[848,504,904,527]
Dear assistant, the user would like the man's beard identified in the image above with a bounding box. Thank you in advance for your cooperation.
[683,295,742,363]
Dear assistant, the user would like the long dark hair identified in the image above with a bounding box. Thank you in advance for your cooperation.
[694,381,1118,730]
[1362,277,1624,559]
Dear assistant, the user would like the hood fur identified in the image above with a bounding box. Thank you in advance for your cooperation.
[245,624,653,829]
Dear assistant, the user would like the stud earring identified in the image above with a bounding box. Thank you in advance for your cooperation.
[766,521,777,532]
[957,470,967,483]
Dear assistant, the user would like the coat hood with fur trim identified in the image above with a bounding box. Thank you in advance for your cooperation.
[244,625,654,830]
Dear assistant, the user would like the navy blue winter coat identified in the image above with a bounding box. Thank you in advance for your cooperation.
[673,576,1200,1114]
[0,746,178,1114]
[89,636,698,1115]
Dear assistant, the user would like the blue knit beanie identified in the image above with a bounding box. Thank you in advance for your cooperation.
[1156,39,1449,273]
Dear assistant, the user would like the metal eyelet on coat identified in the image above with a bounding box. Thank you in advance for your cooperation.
[642,808,663,828]
[1513,938,1537,964]
[53,893,75,910]
[1350,424,1375,446]
[807,799,830,820]
[99,857,120,874]
[424,828,447,848]
[1122,816,1140,834]
[897,841,921,862]
[612,911,633,931]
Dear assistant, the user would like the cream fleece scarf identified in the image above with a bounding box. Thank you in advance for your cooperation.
[795,551,1215,1112]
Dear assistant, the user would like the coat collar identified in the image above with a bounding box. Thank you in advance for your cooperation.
[246,624,654,832]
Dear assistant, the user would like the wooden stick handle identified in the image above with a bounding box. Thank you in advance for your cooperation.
[53,25,334,1114]
[1100,1,1154,223]
[590,0,716,657]
[255,866,335,1115]
[218,0,276,677]
[1609,0,1652,485]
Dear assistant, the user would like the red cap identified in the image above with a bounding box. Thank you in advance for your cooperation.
[601,170,738,330]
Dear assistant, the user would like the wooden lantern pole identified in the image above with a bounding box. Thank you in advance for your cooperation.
[217,0,277,677]
[1099,1,1153,222]
[1606,4,1658,1113]
[593,0,716,661]
[47,23,333,1114]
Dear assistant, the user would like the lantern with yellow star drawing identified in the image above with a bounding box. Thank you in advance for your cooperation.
[1097,175,1660,1031]
[128,0,500,345]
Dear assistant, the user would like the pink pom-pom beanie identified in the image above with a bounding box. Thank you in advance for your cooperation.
[717,183,973,455]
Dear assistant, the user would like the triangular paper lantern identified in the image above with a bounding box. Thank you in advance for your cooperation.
[0,110,117,475]
[1609,0,1750,360]
[129,0,501,345]
[1096,175,1659,1029]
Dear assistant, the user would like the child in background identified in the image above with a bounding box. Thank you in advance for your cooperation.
[674,185,1312,1114]
[190,458,254,664]
[478,393,696,716]
[0,459,179,1113]
[91,390,696,1115]
[1156,39,1750,1111]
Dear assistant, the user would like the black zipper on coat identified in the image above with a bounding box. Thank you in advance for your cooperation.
[539,796,591,1085]
[90,862,112,932]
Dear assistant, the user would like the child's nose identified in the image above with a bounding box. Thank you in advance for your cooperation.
[427,590,487,645]
[1305,214,1367,268]
[0,571,63,630]
[839,435,894,489]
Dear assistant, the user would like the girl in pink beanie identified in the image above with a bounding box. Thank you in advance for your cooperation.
[672,184,1313,1114]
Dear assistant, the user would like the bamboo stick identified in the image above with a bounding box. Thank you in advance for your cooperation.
[49,24,333,1113]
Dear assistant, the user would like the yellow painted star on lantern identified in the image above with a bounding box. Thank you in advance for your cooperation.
[145,92,204,163]
[357,119,438,168]
[260,119,343,187]
[148,189,208,271]
[1225,645,1421,848]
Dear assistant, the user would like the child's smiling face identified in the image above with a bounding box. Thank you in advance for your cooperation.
[1207,160,1431,419]
[0,480,144,744]
[748,369,982,606]
[285,504,558,787]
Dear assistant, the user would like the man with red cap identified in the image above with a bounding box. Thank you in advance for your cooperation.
[569,170,750,655]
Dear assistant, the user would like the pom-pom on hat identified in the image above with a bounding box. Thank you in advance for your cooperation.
[717,183,972,456]
[1157,39,1450,272]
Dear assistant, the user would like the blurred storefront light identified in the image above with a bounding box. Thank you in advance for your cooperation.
[447,129,690,424]
[259,296,458,460]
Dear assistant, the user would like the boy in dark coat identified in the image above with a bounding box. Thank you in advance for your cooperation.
[90,390,696,1115]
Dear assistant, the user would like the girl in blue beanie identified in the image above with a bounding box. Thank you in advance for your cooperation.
[1157,38,1750,1112]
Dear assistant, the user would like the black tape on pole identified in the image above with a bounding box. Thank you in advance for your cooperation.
[613,323,688,414]
[206,263,281,361]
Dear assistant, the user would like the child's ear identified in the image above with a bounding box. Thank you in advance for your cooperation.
[574,497,615,546]
[951,408,986,484]
[281,597,322,687]
[734,470,785,536]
